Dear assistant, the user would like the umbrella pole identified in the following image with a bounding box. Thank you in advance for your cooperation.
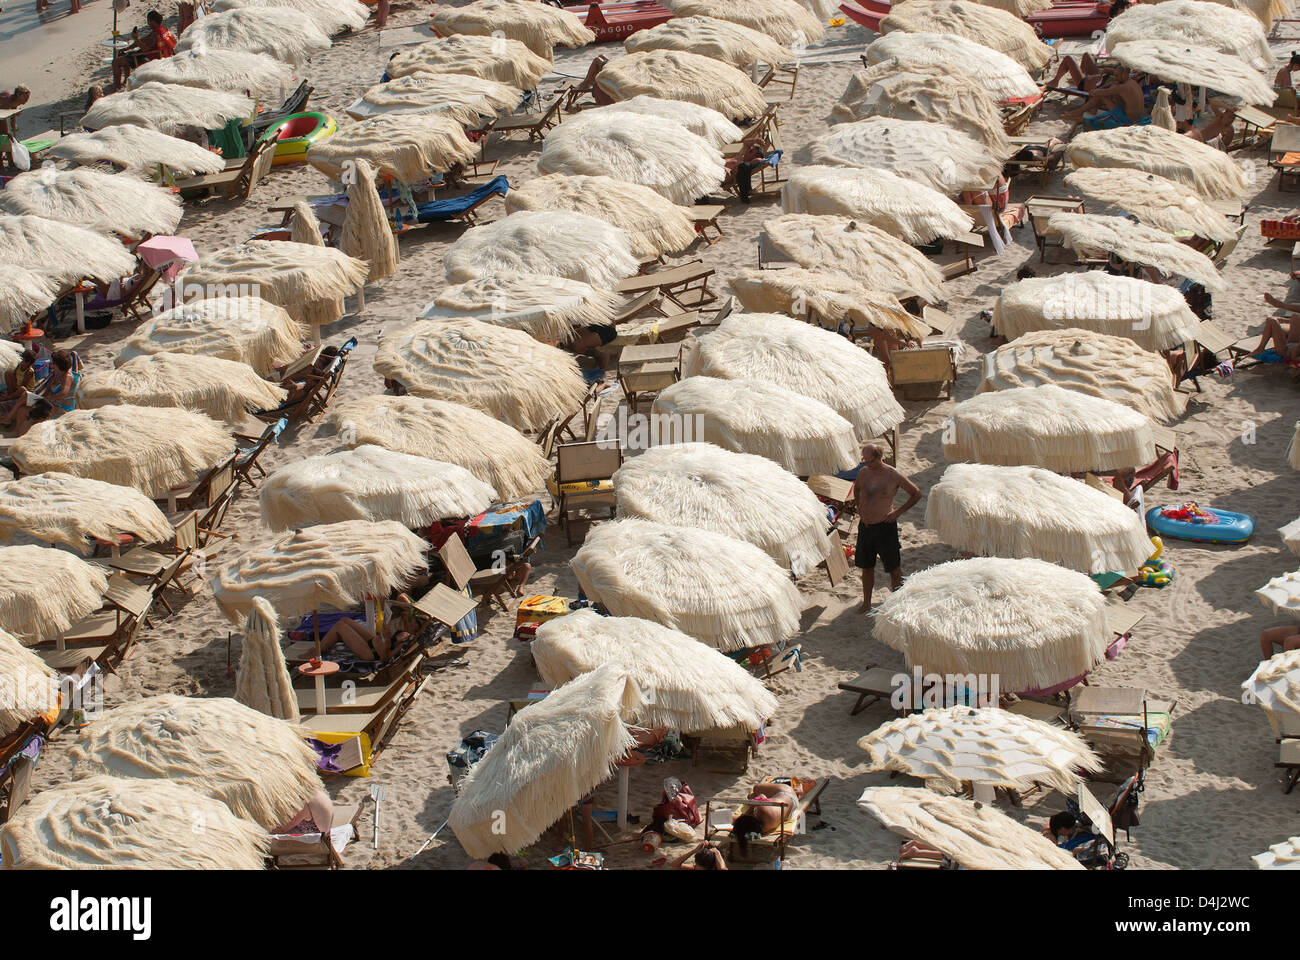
[617,766,629,832]
[313,608,322,660]
[355,286,366,315]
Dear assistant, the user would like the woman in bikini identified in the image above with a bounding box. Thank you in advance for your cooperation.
[318,593,419,661]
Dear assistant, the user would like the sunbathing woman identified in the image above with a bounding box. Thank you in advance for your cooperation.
[319,593,419,661]
[730,779,802,853]
[1248,293,1300,360]
[1185,100,1237,151]
[271,786,334,835]
[1260,626,1300,660]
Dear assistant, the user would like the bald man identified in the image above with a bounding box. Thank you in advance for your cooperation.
[849,443,920,612]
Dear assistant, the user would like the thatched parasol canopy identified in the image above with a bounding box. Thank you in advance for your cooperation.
[858,786,1086,869]
[0,627,58,737]
[351,73,520,124]
[880,0,1052,72]
[47,124,225,176]
[782,165,975,244]
[128,47,294,98]
[0,472,173,555]
[875,555,1111,692]
[449,663,642,858]
[0,264,58,329]
[67,694,322,830]
[431,0,596,58]
[116,297,307,375]
[385,34,552,89]
[328,394,550,500]
[307,114,478,184]
[1243,648,1300,737]
[993,271,1202,352]
[212,0,368,34]
[0,166,182,238]
[260,445,496,531]
[944,384,1156,473]
[760,213,946,303]
[810,117,1002,194]
[654,376,860,476]
[0,214,138,285]
[443,210,638,288]
[1107,0,1272,70]
[340,158,398,284]
[571,518,803,652]
[687,311,905,439]
[82,82,255,135]
[1063,168,1236,242]
[1066,125,1248,200]
[507,173,700,258]
[79,352,287,423]
[581,95,743,148]
[1109,40,1274,106]
[729,266,929,337]
[11,405,233,498]
[624,15,792,67]
[927,463,1154,573]
[864,32,1040,101]
[614,441,831,574]
[212,519,428,622]
[860,706,1101,794]
[659,0,825,46]
[0,545,108,645]
[235,596,299,721]
[374,317,587,432]
[595,50,768,122]
[1257,569,1300,621]
[1152,0,1281,29]
[423,272,619,343]
[0,775,270,870]
[1047,213,1225,292]
[969,0,1052,13]
[533,609,778,733]
[980,328,1187,423]
[175,8,332,64]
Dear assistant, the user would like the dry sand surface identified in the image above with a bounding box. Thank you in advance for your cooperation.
[11,5,1300,870]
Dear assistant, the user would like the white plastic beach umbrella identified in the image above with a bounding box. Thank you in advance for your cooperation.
[1257,569,1300,621]
[212,0,369,34]
[858,786,1086,870]
[350,73,520,124]
[81,82,255,135]
[1282,515,1300,556]
[864,32,1040,101]
[79,352,288,423]
[659,0,825,46]
[306,114,478,185]
[175,7,332,65]
[624,15,792,67]
[570,518,803,652]
[944,384,1155,473]
[128,47,294,97]
[0,775,270,870]
[729,267,929,338]
[1106,0,1272,70]
[810,117,1002,195]
[534,610,778,733]
[116,297,308,375]
[0,472,173,556]
[1243,648,1300,737]
[686,311,905,441]
[0,166,182,238]
[1065,125,1249,201]
[260,445,497,531]
[926,463,1154,574]
[422,273,619,344]
[860,706,1101,794]
[1253,836,1300,870]
[443,211,639,288]
[67,694,323,830]
[327,394,552,502]
[614,441,831,575]
[1047,213,1226,292]
[874,556,1111,693]
[0,214,137,286]
[385,33,553,88]
[992,271,1203,353]
[1108,41,1274,106]
[582,96,742,149]
[595,49,768,121]
[47,124,225,176]
[879,0,1052,72]
[1065,167,1240,243]
[449,662,643,858]
[432,0,595,58]
[373,318,588,432]
[781,166,975,245]
[0,544,109,645]
[654,376,860,476]
[0,264,58,329]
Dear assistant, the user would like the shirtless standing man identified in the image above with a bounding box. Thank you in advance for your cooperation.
[850,443,921,612]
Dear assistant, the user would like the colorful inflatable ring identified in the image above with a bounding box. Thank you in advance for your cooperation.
[260,111,337,166]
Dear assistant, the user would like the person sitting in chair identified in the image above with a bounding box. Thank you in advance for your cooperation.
[318,593,419,662]
[1185,99,1237,151]
[111,10,177,90]
[1277,52,1300,89]
[1063,67,1147,133]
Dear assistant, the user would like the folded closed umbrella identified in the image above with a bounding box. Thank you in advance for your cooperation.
[235,596,300,721]
[339,157,398,284]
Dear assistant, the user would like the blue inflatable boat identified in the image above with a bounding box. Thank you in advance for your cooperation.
[1145,503,1255,545]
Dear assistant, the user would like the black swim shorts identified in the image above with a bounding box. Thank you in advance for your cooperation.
[855,520,901,571]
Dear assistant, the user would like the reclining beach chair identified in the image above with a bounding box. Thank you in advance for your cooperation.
[562,55,610,112]
[703,778,827,863]
[550,440,622,545]
[838,662,906,717]
[108,512,200,607]
[755,62,798,101]
[1067,686,1175,783]
[1027,194,1086,262]
[267,803,363,869]
[232,417,288,489]
[256,337,357,424]
[439,530,541,613]
[480,98,563,152]
[721,105,777,160]
[613,260,716,310]
[392,176,508,229]
[174,136,276,202]
[617,341,683,414]
[1269,122,1300,191]
[36,574,155,674]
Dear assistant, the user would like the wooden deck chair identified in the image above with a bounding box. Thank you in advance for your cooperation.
[268,803,363,869]
[1277,737,1300,793]
[889,344,958,399]
[755,61,798,100]
[1026,194,1086,262]
[108,510,200,596]
[691,204,726,244]
[703,778,827,862]
[158,453,236,516]
[838,662,905,716]
[482,97,564,152]
[612,289,666,325]
[617,340,683,414]
[562,55,610,112]
[721,104,777,159]
[472,536,540,612]
[39,574,154,672]
[0,723,41,825]
[256,337,356,424]
[1270,122,1300,191]
[232,416,288,488]
[612,260,716,309]
[551,440,622,544]
[806,474,855,527]
[174,135,275,201]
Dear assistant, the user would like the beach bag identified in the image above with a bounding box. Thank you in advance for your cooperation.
[10,139,30,171]
[652,777,701,827]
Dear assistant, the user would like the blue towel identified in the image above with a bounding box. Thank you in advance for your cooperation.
[401,175,509,224]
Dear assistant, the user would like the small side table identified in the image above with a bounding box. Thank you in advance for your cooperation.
[298,660,339,716]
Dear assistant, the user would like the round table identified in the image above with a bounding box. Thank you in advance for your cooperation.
[298,659,339,716]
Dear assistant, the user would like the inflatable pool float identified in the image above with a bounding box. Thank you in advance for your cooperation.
[261,112,336,166]
[1146,502,1255,545]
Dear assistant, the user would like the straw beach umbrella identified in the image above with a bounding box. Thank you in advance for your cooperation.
[0,628,58,737]
[659,0,825,46]
[1047,213,1226,292]
[79,352,287,423]
[0,215,137,286]
[307,115,478,185]
[385,34,552,89]
[970,0,1052,13]
[759,214,946,303]
[0,264,58,329]
[572,519,803,652]
[175,8,332,64]
[654,377,860,476]
[533,610,778,733]
[596,50,768,122]
[1066,125,1248,200]
[614,441,831,575]
[582,96,743,149]
[212,0,368,34]
[860,706,1101,794]
[128,47,294,97]
[1155,0,1281,28]
[422,273,619,344]
[327,394,551,500]
[0,472,173,555]
[781,166,975,244]
[864,32,1040,101]
[212,520,428,623]
[729,267,929,337]
[993,271,1202,352]
[82,82,254,135]
[687,311,906,439]
[0,545,108,645]
[443,211,638,288]
[880,1,1052,72]
[858,787,1085,869]
[1243,648,1300,737]
[927,463,1154,573]
[0,166,182,238]
[68,695,322,830]
[1108,40,1275,106]
[373,318,587,432]
[115,297,307,375]
[1106,0,1272,70]
[449,662,643,858]
[875,556,1111,692]
[340,158,398,285]
[47,124,225,176]
[506,173,700,258]
[431,0,596,58]
[981,328,1186,423]
[0,776,269,870]
[352,73,520,124]
[1063,168,1236,243]
[624,16,792,67]
[810,118,1002,195]
[944,384,1155,473]
[235,596,299,721]
[260,445,496,531]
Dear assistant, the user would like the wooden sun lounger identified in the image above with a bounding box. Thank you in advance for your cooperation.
[268,803,363,869]
[478,98,563,151]
[838,662,904,716]
[174,136,275,202]
[613,260,716,309]
[1027,194,1086,262]
[703,778,828,862]
[691,204,726,244]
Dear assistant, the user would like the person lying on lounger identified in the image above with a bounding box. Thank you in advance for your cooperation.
[730,779,803,855]
[1063,67,1147,132]
[565,322,616,356]
[319,594,419,661]
[1247,294,1300,361]
[1260,626,1300,660]
[1278,52,1300,89]
[1185,99,1236,151]
[1047,53,1111,94]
